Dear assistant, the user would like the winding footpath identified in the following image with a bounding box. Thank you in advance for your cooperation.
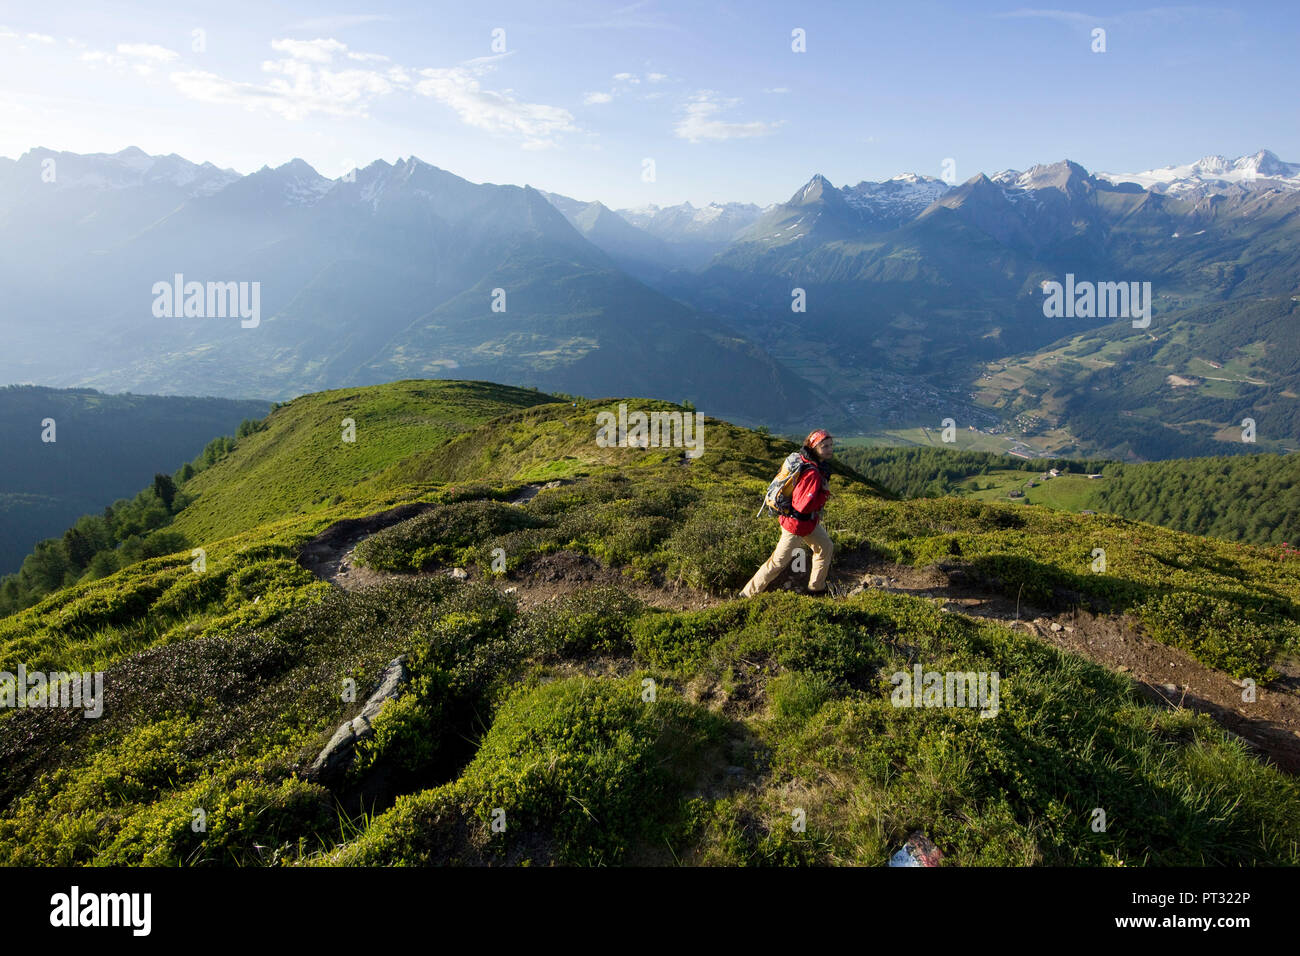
[296,488,1300,774]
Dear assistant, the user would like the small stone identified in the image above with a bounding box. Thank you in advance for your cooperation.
[1117,665,1131,673]
[504,586,518,595]
[1162,683,1177,693]
[1050,622,1063,632]
[450,567,469,581]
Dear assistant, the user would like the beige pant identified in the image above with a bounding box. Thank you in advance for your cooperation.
[741,523,834,596]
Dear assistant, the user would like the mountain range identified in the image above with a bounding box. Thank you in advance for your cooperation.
[2,145,1297,458]
[0,147,811,424]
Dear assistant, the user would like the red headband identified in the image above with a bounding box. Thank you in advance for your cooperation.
[805,429,832,448]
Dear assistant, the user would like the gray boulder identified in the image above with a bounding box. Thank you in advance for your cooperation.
[306,655,409,786]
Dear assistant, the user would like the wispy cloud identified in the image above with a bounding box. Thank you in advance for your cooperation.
[996,6,1234,28]
[995,8,1095,26]
[675,90,781,143]
[0,29,56,47]
[269,37,348,63]
[460,51,516,67]
[160,35,579,146]
[171,65,396,120]
[117,42,178,62]
[169,38,401,120]
[584,71,672,107]
[415,66,578,149]
[81,50,126,68]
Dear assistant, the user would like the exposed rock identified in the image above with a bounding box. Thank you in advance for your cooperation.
[306,656,409,786]
[450,567,469,581]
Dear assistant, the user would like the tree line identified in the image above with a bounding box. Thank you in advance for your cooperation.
[839,445,1297,546]
[837,446,1113,499]
[0,419,266,615]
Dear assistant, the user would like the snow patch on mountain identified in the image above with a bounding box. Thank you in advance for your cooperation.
[1097,150,1300,194]
[15,146,241,196]
[618,200,767,241]
[841,173,952,217]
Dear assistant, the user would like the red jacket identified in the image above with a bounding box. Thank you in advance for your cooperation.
[779,452,829,536]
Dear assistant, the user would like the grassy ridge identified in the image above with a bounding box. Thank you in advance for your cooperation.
[171,380,554,544]
[1,379,1298,867]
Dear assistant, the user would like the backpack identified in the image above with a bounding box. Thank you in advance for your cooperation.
[757,451,815,519]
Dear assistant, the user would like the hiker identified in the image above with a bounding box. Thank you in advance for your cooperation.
[741,429,835,597]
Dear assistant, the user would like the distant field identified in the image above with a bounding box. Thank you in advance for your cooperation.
[954,470,1102,512]
[840,427,1053,457]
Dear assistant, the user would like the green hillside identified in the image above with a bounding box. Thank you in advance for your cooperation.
[0,386,270,574]
[839,445,1298,546]
[170,379,556,544]
[974,295,1300,459]
[1,379,1298,867]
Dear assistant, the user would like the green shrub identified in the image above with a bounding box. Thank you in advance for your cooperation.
[456,676,722,864]
[514,587,646,660]
[355,501,549,572]
[768,671,835,721]
[1138,591,1284,678]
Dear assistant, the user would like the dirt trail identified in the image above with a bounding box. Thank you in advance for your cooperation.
[296,484,794,609]
[826,555,1300,774]
[298,501,440,591]
[298,494,1300,774]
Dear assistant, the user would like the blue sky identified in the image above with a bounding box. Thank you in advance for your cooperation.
[1,1,1295,208]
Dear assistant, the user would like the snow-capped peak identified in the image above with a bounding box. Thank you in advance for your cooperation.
[1096,149,1300,194]
[841,172,951,218]
[13,146,240,196]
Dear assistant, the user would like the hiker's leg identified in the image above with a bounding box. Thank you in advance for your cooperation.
[803,523,834,592]
[740,529,800,597]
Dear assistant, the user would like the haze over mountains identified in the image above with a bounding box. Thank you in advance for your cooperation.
[2,145,1297,458]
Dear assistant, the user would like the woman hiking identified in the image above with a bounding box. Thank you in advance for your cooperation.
[741,429,835,597]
